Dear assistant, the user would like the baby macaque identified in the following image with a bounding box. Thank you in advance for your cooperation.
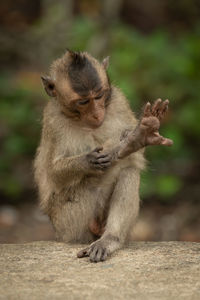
[34,50,173,262]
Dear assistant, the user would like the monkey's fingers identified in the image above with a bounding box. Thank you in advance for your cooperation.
[93,146,103,153]
[92,154,112,168]
[147,132,173,146]
[95,153,110,159]
[157,99,169,121]
[95,155,111,164]
[90,154,108,162]
[153,132,173,146]
[93,161,111,169]
[143,102,151,117]
[77,247,91,258]
[151,98,162,117]
[160,137,173,146]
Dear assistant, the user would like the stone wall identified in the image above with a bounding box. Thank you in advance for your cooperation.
[0,241,200,299]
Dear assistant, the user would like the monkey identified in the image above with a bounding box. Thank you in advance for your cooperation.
[34,50,173,263]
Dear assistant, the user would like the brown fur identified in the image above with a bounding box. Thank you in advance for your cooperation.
[34,84,145,233]
[35,50,172,262]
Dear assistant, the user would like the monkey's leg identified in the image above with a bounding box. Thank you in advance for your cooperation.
[77,168,140,262]
[50,191,98,243]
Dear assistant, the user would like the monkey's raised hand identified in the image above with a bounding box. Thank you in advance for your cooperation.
[137,99,173,147]
[86,147,112,170]
[117,99,173,159]
[86,100,173,167]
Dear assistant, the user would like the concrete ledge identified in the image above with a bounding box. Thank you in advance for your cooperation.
[0,241,200,300]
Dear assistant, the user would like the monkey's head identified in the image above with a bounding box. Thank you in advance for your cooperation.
[41,50,111,128]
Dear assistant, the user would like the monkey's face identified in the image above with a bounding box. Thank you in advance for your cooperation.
[68,87,111,128]
[41,51,111,129]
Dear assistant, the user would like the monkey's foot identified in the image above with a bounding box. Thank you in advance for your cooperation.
[138,99,173,147]
[77,242,109,262]
[77,236,120,263]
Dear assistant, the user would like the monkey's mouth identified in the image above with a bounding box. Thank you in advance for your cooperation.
[86,119,104,129]
[89,122,104,129]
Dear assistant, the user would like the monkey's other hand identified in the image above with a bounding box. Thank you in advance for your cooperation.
[138,99,173,147]
[86,147,112,170]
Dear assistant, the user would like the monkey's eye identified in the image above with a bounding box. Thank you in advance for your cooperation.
[77,99,89,105]
[48,83,54,90]
[95,93,104,100]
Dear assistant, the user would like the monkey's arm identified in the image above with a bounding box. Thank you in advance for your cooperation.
[106,99,173,162]
[51,154,89,181]
[50,146,113,184]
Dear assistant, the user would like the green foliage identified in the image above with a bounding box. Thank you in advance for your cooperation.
[0,74,41,200]
[69,18,200,201]
[1,17,200,202]
[141,172,182,202]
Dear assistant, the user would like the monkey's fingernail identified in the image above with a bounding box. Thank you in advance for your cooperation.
[96,147,103,152]
[167,139,173,146]
[161,138,173,146]
[153,132,160,137]
[164,99,169,104]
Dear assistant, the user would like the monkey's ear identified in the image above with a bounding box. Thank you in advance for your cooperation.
[67,48,74,57]
[41,76,56,97]
[102,56,110,70]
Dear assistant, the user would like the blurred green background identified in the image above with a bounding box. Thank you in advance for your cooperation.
[0,0,200,242]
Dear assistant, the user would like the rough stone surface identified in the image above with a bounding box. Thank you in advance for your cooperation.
[0,241,200,300]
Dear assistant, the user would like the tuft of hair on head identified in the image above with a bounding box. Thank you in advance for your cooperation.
[66,49,104,95]
[67,49,86,70]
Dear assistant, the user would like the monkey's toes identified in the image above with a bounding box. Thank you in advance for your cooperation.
[77,244,108,262]
[89,245,108,263]
[77,247,90,258]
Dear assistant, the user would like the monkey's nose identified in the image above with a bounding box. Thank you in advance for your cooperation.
[93,115,99,120]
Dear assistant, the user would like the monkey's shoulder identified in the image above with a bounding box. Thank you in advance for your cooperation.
[43,101,77,138]
[94,86,138,141]
[43,100,65,128]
